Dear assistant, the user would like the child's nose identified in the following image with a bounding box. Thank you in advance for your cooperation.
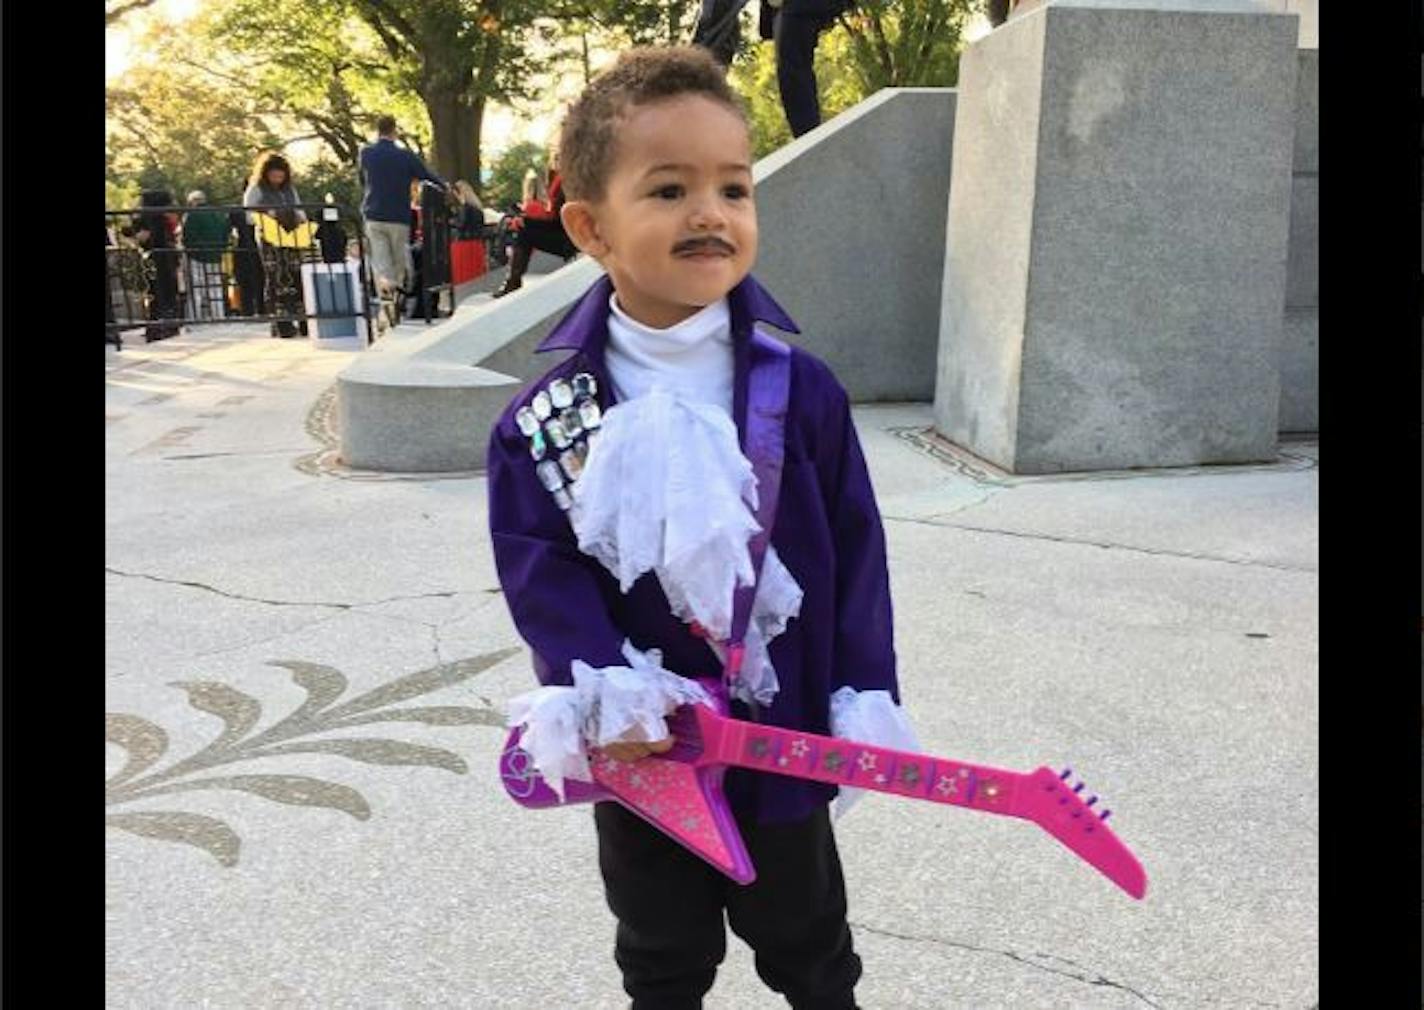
[687,195,727,230]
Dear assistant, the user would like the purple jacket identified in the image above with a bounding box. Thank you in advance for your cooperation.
[487,273,900,824]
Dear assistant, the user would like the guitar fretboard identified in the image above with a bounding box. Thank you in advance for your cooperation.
[717,720,1024,817]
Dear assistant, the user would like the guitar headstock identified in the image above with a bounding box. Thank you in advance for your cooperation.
[1014,766,1147,900]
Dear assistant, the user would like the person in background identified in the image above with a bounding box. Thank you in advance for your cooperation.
[180,190,231,321]
[137,189,183,342]
[492,156,578,298]
[521,167,551,219]
[453,180,486,240]
[768,0,852,138]
[229,185,266,317]
[359,115,445,306]
[243,150,307,338]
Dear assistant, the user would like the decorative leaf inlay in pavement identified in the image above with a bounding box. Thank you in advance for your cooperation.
[106,647,519,866]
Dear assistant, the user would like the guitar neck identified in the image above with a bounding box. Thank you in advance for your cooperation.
[713,717,1028,819]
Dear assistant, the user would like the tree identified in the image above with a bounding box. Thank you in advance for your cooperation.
[348,1,550,185]
[106,62,285,204]
[727,0,980,156]
[106,0,158,24]
[485,140,547,209]
[834,0,980,91]
[207,0,428,167]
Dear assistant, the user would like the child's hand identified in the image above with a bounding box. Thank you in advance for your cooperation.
[600,735,675,763]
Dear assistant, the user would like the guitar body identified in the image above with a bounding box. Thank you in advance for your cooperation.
[499,685,1147,900]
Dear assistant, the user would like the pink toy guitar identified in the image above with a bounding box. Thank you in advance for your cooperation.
[500,681,1147,900]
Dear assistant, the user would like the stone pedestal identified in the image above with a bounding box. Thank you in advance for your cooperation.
[935,0,1300,473]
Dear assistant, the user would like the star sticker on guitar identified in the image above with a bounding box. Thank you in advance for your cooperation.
[857,752,877,772]
[789,738,809,758]
[935,774,958,796]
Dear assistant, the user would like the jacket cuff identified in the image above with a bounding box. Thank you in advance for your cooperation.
[505,640,710,799]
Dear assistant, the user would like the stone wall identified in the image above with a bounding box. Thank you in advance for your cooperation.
[1278,48,1318,433]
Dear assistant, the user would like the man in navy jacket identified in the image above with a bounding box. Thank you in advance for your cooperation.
[359,115,444,299]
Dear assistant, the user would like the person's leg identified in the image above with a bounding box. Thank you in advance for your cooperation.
[594,802,728,1010]
[364,222,398,291]
[524,219,579,261]
[774,11,827,138]
[492,233,532,298]
[724,806,862,1010]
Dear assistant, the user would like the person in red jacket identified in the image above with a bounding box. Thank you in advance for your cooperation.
[492,159,580,298]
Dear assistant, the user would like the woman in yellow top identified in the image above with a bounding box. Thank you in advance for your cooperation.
[243,151,309,338]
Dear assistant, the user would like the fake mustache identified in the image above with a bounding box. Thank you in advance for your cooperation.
[673,237,736,256]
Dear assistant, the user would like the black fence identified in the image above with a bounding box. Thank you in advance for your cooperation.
[106,202,376,349]
[414,181,454,325]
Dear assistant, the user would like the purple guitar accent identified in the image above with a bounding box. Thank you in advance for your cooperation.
[500,681,1148,899]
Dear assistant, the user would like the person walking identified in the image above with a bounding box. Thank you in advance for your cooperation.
[692,0,850,139]
[770,0,851,138]
[358,115,445,311]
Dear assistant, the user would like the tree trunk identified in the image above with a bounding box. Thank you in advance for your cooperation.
[423,87,480,185]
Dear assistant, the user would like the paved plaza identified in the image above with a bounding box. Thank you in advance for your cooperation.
[106,323,1318,1009]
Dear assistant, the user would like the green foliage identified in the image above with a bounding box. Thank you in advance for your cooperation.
[485,141,548,210]
[300,158,364,217]
[728,0,980,159]
[106,59,284,205]
[835,0,979,91]
[106,177,143,213]
[731,22,865,160]
[211,0,427,164]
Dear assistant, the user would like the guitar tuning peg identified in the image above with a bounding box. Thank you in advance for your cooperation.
[1059,767,1072,780]
[1085,795,1098,807]
[1072,782,1086,794]
[1099,809,1112,821]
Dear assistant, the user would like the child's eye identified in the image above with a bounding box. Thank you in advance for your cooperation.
[723,185,749,199]
[652,185,683,200]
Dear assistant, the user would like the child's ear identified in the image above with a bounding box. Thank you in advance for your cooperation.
[560,200,609,259]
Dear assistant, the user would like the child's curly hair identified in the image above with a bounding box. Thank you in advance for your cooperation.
[558,46,748,203]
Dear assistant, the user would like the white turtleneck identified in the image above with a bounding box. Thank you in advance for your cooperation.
[605,294,734,415]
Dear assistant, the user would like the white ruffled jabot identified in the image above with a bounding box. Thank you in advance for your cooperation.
[568,386,802,706]
[506,639,711,799]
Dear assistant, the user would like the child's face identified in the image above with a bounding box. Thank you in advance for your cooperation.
[563,94,757,329]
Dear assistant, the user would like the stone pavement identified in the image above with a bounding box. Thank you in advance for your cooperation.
[106,324,1318,1009]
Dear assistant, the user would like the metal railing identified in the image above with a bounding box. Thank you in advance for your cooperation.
[105,202,375,349]
[412,181,455,325]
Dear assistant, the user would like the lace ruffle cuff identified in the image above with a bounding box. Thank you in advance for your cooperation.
[828,685,921,820]
[505,640,710,799]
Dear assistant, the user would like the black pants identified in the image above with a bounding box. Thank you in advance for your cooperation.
[594,801,861,1010]
[513,217,578,261]
[775,11,835,138]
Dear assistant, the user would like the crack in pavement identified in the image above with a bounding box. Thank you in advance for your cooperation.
[849,921,1165,1009]
[884,518,1317,574]
[105,566,464,611]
